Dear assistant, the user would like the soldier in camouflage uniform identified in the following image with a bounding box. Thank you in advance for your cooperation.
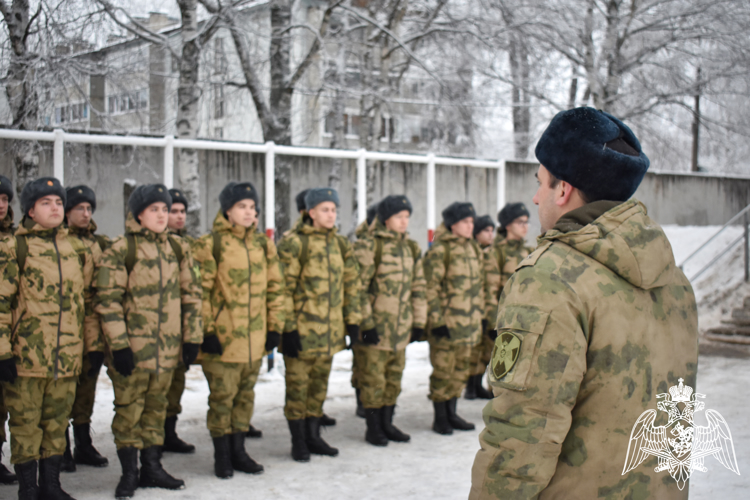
[0,175,16,485]
[0,177,100,500]
[472,215,495,250]
[95,184,202,498]
[277,187,362,462]
[62,185,111,472]
[193,181,285,478]
[470,107,699,499]
[423,202,484,435]
[354,195,427,447]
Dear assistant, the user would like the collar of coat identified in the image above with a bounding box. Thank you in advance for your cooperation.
[125,212,169,242]
[433,223,471,245]
[0,206,14,233]
[18,215,68,239]
[372,220,407,241]
[299,217,338,236]
[67,219,98,237]
[212,210,257,238]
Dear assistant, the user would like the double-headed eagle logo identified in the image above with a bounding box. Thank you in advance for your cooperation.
[622,378,740,490]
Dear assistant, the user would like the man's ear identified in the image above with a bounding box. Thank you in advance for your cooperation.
[555,180,576,207]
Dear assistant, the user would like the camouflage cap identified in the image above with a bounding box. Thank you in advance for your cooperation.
[21,177,66,215]
[65,185,96,213]
[220,181,259,215]
[305,187,339,210]
[169,188,189,209]
[0,175,13,202]
[442,201,475,229]
[128,183,172,221]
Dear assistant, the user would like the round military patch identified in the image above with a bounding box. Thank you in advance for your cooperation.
[492,332,521,379]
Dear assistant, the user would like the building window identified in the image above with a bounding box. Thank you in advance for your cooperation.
[54,103,89,124]
[107,89,148,114]
[380,116,396,142]
[213,85,224,119]
[324,111,360,137]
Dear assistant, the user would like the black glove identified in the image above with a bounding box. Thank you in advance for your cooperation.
[265,331,281,352]
[488,329,498,341]
[361,328,379,345]
[182,343,200,368]
[87,351,105,378]
[112,347,135,377]
[283,330,303,358]
[410,327,425,343]
[482,319,488,334]
[432,325,451,339]
[201,334,223,355]
[0,357,17,384]
[345,325,360,349]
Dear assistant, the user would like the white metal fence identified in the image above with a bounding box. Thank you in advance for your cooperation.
[0,128,505,241]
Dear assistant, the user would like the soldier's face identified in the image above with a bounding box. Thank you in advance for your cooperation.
[168,203,187,230]
[451,216,474,239]
[0,193,8,219]
[309,201,337,229]
[475,225,494,246]
[138,202,169,233]
[506,216,529,240]
[385,210,410,234]
[226,199,257,228]
[29,195,64,229]
[533,165,563,233]
[66,202,92,229]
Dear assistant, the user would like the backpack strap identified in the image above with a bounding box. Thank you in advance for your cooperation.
[96,234,109,252]
[408,240,421,262]
[15,235,27,274]
[298,233,309,270]
[336,235,348,260]
[125,234,137,275]
[168,236,184,266]
[212,231,221,264]
[373,237,383,273]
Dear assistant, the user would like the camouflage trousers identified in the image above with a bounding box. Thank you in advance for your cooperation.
[202,359,262,438]
[70,354,100,426]
[359,347,406,409]
[469,333,495,377]
[1,386,7,443]
[284,355,333,421]
[2,376,76,464]
[108,367,173,450]
[166,362,187,418]
[350,344,365,390]
[428,337,473,402]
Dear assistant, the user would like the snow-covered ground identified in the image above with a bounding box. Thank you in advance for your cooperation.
[0,223,747,500]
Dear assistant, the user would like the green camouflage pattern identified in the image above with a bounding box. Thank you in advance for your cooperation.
[284,355,333,420]
[202,359,262,437]
[70,354,99,425]
[0,209,12,444]
[470,332,495,377]
[484,237,534,322]
[0,219,99,378]
[470,200,699,500]
[166,363,187,418]
[194,212,285,364]
[94,213,202,373]
[359,346,406,408]
[428,338,472,402]
[423,223,485,346]
[3,376,76,464]
[354,219,369,239]
[68,219,111,265]
[108,367,173,450]
[350,219,374,390]
[277,219,361,357]
[354,221,428,351]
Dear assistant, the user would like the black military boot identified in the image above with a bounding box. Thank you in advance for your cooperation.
[245,424,263,438]
[464,375,478,400]
[0,442,17,484]
[446,397,475,430]
[287,419,310,463]
[38,455,75,500]
[382,405,410,442]
[320,413,336,426]
[364,408,388,447]
[432,401,453,435]
[355,389,365,418]
[475,375,494,400]
[212,435,233,479]
[115,447,139,499]
[138,446,184,490]
[61,426,76,473]
[163,416,195,454]
[305,417,339,456]
[229,432,264,474]
[14,460,38,500]
[72,423,109,467]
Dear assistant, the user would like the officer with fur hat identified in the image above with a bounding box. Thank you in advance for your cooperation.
[0,175,15,485]
[422,201,484,435]
[471,107,698,499]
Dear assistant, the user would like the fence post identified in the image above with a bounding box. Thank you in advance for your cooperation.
[163,135,174,189]
[357,149,367,223]
[497,160,506,214]
[427,153,436,246]
[745,211,749,282]
[265,141,276,241]
[53,129,65,184]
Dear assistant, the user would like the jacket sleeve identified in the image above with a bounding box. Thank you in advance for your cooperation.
[191,235,216,336]
[264,237,286,333]
[469,265,587,499]
[353,237,377,331]
[277,236,302,333]
[484,246,502,324]
[80,244,102,354]
[341,237,362,327]
[0,237,18,359]
[411,247,428,329]
[422,242,447,329]
[94,237,131,352]
[179,239,203,345]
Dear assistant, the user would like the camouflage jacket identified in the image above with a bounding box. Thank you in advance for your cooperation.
[355,220,370,239]
[422,224,485,346]
[277,219,362,357]
[68,219,112,265]
[470,200,699,500]
[354,222,427,351]
[0,207,14,237]
[0,218,99,378]
[484,238,534,322]
[193,212,285,364]
[94,213,203,373]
